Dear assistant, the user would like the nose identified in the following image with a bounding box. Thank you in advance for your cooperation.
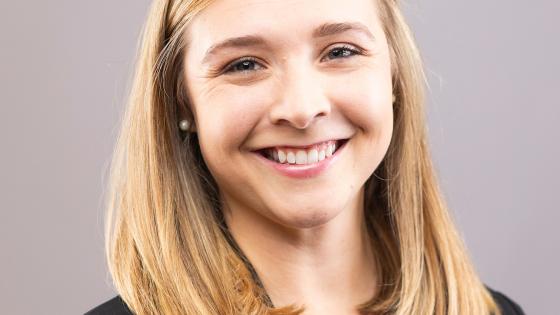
[268,62,331,129]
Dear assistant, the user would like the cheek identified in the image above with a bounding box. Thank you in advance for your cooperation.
[329,67,393,135]
[193,84,268,161]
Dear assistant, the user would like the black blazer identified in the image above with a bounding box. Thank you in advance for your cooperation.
[84,285,525,314]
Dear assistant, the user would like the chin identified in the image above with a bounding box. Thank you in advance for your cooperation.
[268,202,344,229]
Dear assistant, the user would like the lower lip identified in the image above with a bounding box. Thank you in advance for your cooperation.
[251,140,348,179]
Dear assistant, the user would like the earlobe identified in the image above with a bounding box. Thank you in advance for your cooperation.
[392,94,396,104]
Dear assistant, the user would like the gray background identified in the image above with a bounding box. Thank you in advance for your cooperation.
[1,1,558,314]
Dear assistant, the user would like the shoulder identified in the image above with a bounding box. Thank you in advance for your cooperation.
[485,285,526,315]
[84,295,134,315]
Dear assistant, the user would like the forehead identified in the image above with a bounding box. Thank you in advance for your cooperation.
[185,0,380,55]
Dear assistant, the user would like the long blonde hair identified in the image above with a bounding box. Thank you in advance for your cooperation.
[104,0,502,314]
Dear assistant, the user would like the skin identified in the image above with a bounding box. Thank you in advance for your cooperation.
[183,0,394,313]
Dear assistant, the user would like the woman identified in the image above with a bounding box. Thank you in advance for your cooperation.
[86,0,525,314]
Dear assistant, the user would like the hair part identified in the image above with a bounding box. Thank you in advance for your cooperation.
[105,0,502,314]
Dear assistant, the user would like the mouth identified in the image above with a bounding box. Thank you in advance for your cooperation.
[254,138,350,165]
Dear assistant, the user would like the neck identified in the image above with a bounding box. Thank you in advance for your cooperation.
[223,188,378,314]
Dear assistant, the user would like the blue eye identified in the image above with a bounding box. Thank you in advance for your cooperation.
[222,44,362,75]
[223,57,262,74]
[323,45,362,61]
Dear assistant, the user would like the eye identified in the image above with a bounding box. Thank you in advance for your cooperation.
[223,57,264,75]
[221,44,364,75]
[321,44,363,62]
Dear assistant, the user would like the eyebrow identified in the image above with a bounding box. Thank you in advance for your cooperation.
[201,21,376,64]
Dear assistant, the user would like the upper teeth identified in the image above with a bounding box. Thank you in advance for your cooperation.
[267,141,338,165]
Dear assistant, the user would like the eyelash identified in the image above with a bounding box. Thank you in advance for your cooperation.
[221,44,364,75]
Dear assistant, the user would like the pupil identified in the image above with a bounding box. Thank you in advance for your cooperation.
[331,48,348,58]
[237,61,252,71]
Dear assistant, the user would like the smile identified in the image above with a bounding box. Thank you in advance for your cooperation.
[260,139,347,165]
[251,139,350,178]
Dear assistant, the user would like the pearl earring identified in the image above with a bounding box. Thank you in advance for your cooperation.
[179,119,190,131]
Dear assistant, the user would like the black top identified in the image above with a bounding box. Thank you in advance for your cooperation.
[84,285,525,315]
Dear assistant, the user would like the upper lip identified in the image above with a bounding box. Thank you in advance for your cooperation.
[251,137,350,151]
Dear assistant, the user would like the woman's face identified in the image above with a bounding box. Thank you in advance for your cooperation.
[183,0,393,228]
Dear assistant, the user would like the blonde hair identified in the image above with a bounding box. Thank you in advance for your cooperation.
[105,0,502,314]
